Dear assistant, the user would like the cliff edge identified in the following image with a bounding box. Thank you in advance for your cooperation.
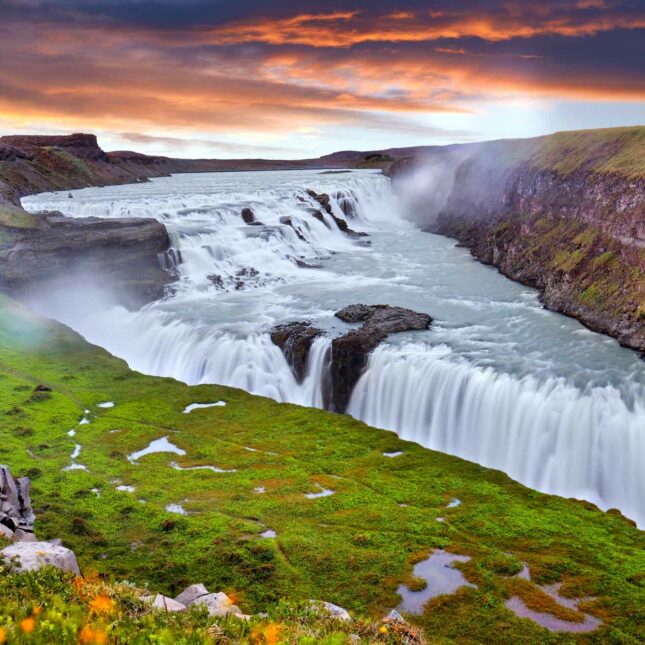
[389,127,645,352]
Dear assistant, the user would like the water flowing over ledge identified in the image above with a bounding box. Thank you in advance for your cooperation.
[23,169,645,528]
[348,344,645,526]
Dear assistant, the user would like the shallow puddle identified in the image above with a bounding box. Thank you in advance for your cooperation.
[397,550,476,615]
[171,461,236,473]
[97,401,115,408]
[305,485,335,499]
[183,401,226,414]
[505,596,601,633]
[166,503,188,515]
[128,436,187,463]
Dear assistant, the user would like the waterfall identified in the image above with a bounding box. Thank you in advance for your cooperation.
[348,343,645,525]
[22,170,645,528]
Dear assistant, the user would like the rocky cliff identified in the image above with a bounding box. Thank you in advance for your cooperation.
[390,127,645,352]
[0,134,177,307]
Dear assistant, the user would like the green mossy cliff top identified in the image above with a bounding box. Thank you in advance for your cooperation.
[1,296,644,643]
[529,126,645,178]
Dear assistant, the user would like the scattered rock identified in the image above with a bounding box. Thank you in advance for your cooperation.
[383,609,406,623]
[193,592,242,617]
[279,216,307,242]
[150,594,187,612]
[310,600,352,621]
[175,583,209,606]
[1,541,81,576]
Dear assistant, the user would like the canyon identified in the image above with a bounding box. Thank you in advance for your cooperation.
[1,127,644,643]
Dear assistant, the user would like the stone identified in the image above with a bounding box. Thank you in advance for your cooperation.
[174,583,209,606]
[47,538,63,546]
[383,609,406,623]
[150,594,187,612]
[0,524,14,540]
[310,600,352,621]
[331,305,432,412]
[241,207,262,226]
[193,592,241,617]
[307,190,333,214]
[13,529,36,543]
[270,322,323,383]
[1,541,81,575]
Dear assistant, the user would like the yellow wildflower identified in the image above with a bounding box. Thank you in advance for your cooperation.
[0,627,6,644]
[379,625,389,634]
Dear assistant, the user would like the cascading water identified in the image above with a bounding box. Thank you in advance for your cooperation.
[22,169,645,527]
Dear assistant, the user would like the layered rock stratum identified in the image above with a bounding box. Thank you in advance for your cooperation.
[388,127,645,352]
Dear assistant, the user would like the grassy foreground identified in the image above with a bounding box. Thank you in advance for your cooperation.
[0,295,644,643]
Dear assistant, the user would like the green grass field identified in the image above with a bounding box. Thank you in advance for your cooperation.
[1,295,644,643]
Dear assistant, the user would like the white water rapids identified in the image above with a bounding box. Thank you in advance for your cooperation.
[23,169,645,527]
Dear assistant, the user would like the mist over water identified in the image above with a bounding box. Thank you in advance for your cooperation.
[23,169,645,527]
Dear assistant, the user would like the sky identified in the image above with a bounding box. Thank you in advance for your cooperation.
[1,0,644,158]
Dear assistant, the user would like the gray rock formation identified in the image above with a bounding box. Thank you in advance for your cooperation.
[0,465,35,542]
[150,594,187,612]
[174,583,246,618]
[1,541,81,576]
[0,212,175,308]
[330,305,431,412]
[310,600,352,621]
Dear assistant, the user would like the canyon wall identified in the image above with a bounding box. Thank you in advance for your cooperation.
[0,134,175,307]
[390,127,645,352]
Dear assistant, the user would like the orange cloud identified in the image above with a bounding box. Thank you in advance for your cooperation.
[203,8,645,47]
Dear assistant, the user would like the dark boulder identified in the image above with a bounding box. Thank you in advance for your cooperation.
[331,305,432,412]
[241,207,262,226]
[279,216,307,242]
[335,304,432,333]
[270,322,323,383]
[307,190,332,214]
[271,305,432,413]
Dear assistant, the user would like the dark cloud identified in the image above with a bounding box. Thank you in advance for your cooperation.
[0,0,642,156]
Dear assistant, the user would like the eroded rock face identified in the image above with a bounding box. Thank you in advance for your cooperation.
[331,305,432,412]
[0,212,175,308]
[0,465,35,542]
[305,191,367,238]
[270,305,432,413]
[270,322,323,383]
[307,189,333,214]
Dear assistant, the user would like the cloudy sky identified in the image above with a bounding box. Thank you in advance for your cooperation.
[1,0,644,158]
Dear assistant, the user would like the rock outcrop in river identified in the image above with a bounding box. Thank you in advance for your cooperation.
[389,127,645,352]
[271,305,432,412]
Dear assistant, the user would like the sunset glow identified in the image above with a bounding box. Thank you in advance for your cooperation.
[1,0,643,157]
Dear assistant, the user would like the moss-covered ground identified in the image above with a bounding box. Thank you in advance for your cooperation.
[1,295,644,643]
